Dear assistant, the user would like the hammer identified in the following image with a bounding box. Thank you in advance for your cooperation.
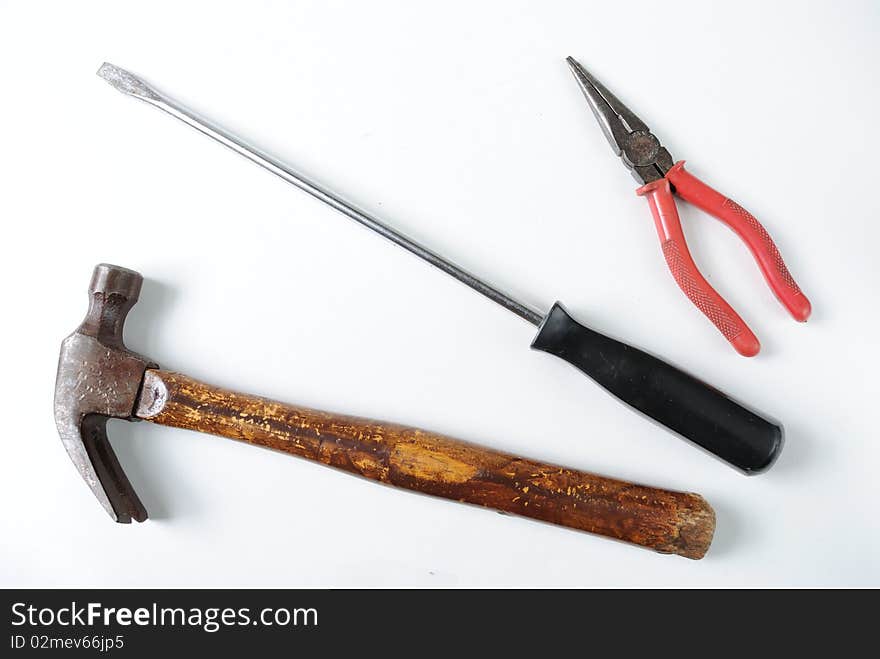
[54,264,715,559]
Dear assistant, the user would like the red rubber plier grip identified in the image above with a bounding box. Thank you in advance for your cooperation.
[638,162,810,356]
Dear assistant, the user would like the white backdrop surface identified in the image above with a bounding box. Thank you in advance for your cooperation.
[1,0,877,587]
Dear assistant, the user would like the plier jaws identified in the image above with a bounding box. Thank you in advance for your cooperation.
[567,57,811,356]
[566,57,673,184]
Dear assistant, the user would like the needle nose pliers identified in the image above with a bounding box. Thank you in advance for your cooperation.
[566,57,810,357]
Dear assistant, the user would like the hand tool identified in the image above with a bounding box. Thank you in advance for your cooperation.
[54,264,715,558]
[96,62,782,474]
[566,56,811,357]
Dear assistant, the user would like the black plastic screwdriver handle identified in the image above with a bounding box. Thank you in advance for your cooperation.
[532,304,783,473]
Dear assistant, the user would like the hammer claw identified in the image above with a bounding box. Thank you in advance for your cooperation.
[80,415,147,523]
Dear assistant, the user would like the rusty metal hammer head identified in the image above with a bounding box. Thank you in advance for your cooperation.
[54,264,155,523]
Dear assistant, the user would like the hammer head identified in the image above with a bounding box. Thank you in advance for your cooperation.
[54,264,155,523]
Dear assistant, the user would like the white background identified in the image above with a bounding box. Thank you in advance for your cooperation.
[2,0,877,587]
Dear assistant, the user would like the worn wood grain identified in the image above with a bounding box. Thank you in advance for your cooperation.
[136,369,715,559]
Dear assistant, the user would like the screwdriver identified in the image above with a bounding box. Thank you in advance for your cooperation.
[97,62,783,474]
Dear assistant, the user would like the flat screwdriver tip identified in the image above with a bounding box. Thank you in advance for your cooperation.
[96,62,162,102]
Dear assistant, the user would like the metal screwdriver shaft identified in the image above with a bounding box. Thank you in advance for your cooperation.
[96,63,544,326]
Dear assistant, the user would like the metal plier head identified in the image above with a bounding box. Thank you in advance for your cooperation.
[566,57,674,185]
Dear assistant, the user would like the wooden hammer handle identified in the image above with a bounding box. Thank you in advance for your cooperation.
[136,369,715,559]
